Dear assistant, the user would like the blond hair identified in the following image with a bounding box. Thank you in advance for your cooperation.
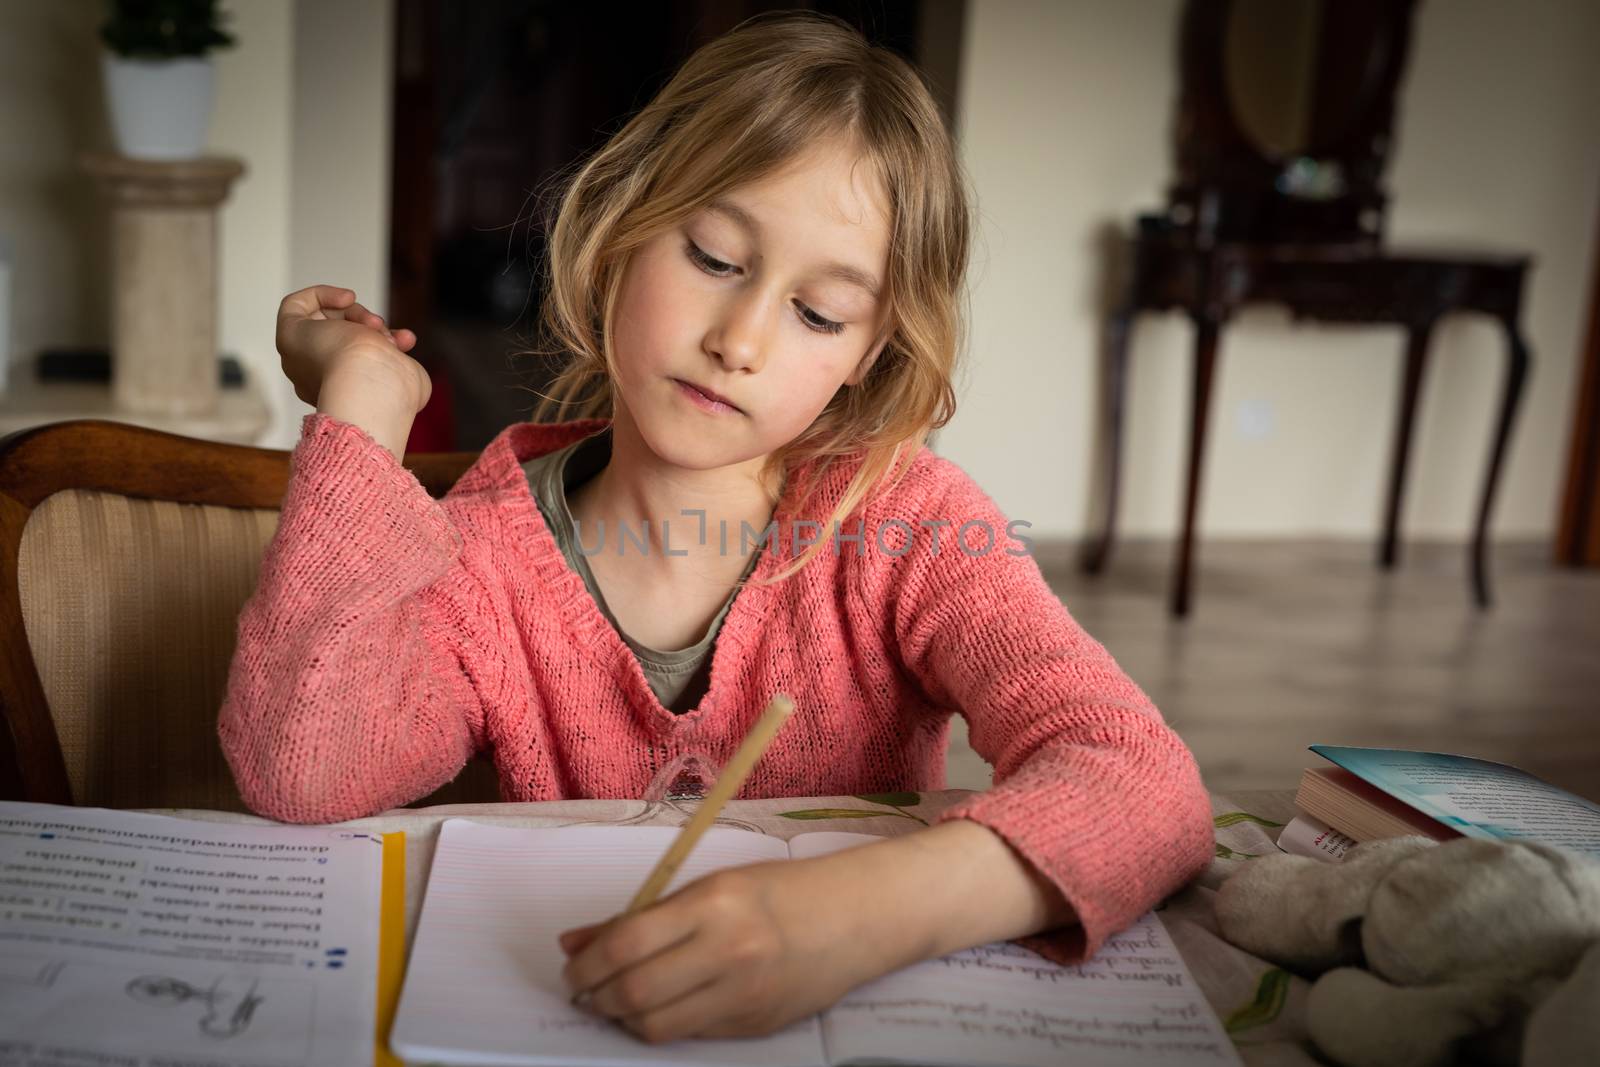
[530,11,969,582]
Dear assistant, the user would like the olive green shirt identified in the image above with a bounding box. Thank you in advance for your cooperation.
[521,427,757,714]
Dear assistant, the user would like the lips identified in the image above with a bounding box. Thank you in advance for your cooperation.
[675,379,742,413]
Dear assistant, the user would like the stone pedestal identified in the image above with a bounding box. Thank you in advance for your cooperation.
[78,153,245,417]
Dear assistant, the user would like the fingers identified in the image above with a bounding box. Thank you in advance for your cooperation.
[277,286,418,349]
[278,284,354,321]
[617,975,731,1045]
[579,936,724,1023]
[557,922,605,956]
[618,974,789,1045]
[340,302,385,330]
[561,911,696,1006]
[336,302,414,348]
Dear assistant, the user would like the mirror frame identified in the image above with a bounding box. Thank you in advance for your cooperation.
[1168,0,1419,242]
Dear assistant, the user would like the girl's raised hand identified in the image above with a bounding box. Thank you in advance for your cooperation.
[275,285,426,411]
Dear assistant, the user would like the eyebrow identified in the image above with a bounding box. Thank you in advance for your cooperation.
[706,198,883,300]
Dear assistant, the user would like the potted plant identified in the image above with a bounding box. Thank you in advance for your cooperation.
[100,0,236,161]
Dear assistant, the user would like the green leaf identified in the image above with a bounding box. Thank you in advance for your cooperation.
[1224,968,1291,1033]
[1214,811,1284,829]
[854,791,921,808]
[777,808,891,820]
[1215,842,1261,860]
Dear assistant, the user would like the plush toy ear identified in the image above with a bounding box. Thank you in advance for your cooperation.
[1215,837,1435,973]
[1362,839,1600,987]
[1306,967,1528,1067]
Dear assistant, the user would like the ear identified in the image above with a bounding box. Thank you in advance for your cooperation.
[844,326,894,387]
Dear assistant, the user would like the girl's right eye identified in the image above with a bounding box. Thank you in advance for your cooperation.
[685,240,739,277]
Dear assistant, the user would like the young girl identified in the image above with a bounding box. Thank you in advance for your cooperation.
[221,11,1212,1046]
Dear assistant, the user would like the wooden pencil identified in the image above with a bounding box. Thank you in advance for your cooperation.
[623,692,796,914]
[570,692,796,1007]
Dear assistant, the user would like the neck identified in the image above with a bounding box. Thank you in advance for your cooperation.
[569,401,782,570]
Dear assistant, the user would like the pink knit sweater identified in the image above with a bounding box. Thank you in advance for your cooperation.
[219,414,1213,961]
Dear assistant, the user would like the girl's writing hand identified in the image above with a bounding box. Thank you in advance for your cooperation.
[275,285,427,413]
[558,859,888,1045]
[557,822,1077,1048]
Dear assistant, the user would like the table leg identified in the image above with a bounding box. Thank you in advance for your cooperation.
[1380,322,1434,568]
[1172,315,1222,617]
[1081,303,1136,575]
[1471,320,1532,607]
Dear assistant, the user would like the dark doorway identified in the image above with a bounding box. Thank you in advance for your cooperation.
[389,0,965,451]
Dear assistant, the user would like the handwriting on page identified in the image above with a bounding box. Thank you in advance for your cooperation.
[932,932,1189,988]
[823,916,1239,1067]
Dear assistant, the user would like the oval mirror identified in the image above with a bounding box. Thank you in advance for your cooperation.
[1224,0,1391,161]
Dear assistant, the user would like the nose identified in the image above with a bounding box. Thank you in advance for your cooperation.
[702,286,770,374]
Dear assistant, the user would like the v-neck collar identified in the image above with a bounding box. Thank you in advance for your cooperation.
[492,419,812,736]
[523,427,758,670]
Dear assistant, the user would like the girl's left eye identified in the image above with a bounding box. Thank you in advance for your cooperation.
[794,302,845,335]
[685,240,738,277]
[685,240,846,337]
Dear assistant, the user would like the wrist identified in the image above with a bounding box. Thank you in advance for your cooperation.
[825,822,1077,962]
[317,354,422,460]
[790,834,964,975]
[778,850,932,983]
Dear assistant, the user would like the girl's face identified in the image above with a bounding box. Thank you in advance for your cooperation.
[607,137,893,473]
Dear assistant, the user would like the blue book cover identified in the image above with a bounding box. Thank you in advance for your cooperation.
[1311,746,1600,858]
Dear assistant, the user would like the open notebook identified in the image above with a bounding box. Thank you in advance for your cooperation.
[390,821,1239,1067]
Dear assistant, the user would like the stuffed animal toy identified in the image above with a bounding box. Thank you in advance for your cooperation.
[1215,836,1600,1067]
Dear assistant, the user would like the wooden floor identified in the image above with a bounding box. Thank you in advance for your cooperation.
[944,539,1600,801]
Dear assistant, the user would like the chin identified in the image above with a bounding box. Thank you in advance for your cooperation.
[637,412,758,471]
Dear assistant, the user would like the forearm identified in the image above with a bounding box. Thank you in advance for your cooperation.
[807,820,1077,975]
[219,416,479,822]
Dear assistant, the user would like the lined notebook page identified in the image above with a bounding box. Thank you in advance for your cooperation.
[788,833,1242,1067]
[388,821,825,1067]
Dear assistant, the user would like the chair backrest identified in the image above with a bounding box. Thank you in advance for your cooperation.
[0,420,498,810]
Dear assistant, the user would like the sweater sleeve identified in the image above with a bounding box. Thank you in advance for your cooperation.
[218,414,510,824]
[859,455,1213,964]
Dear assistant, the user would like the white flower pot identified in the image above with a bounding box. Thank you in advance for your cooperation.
[102,53,215,160]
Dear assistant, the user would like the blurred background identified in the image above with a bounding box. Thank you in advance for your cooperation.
[3,0,1598,797]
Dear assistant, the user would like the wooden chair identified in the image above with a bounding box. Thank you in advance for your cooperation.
[0,419,501,809]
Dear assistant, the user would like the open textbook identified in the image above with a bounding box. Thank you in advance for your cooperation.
[0,801,404,1067]
[391,821,1241,1067]
[1308,745,1600,857]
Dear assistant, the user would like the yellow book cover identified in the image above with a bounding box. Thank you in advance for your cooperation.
[374,831,407,1067]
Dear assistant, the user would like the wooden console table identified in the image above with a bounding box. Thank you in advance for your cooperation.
[1080,0,1534,617]
[1081,227,1532,616]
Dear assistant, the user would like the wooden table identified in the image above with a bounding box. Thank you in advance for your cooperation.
[1083,227,1532,617]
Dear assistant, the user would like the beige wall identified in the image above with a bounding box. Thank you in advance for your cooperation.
[211,0,296,446]
[0,2,110,384]
[0,0,392,449]
[213,0,393,449]
[947,0,1600,540]
[287,0,393,356]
